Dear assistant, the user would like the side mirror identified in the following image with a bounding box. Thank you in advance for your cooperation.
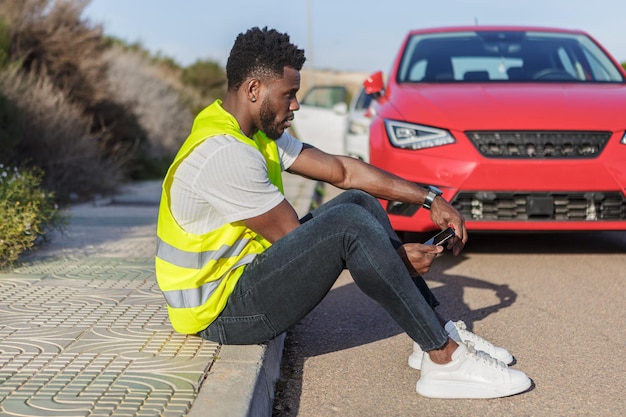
[363,71,384,95]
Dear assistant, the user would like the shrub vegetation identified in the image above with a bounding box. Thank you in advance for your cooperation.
[0,165,64,268]
[0,0,137,200]
[0,0,228,265]
[102,45,194,179]
[182,59,227,114]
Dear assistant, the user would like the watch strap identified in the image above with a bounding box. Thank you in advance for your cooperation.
[423,186,442,210]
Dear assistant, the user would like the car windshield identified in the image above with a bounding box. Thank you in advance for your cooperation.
[397,30,625,83]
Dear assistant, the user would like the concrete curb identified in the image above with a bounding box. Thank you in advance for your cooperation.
[188,334,285,417]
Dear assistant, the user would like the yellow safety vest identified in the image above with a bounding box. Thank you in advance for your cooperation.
[155,100,284,334]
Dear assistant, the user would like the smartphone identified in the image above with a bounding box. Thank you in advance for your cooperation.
[424,227,456,247]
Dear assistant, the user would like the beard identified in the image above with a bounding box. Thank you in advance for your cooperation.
[259,96,284,140]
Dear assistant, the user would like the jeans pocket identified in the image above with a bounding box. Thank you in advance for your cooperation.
[212,314,277,345]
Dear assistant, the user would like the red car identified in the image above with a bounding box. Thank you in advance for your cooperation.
[364,26,626,232]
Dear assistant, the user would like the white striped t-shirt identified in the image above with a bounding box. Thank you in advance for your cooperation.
[169,132,303,235]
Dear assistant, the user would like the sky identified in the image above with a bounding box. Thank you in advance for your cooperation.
[83,0,626,74]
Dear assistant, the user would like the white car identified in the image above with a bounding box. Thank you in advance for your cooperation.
[291,85,348,155]
[292,85,374,161]
[343,87,374,162]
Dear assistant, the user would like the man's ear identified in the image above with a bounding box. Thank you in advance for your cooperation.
[247,78,261,103]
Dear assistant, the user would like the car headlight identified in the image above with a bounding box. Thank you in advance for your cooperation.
[621,132,626,145]
[385,120,455,150]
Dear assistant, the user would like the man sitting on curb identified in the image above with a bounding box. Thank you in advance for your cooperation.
[155,26,531,399]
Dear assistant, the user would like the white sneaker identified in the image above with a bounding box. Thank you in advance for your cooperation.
[416,343,531,399]
[409,320,514,370]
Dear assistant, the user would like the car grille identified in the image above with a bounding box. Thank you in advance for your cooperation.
[465,131,611,158]
[451,191,626,221]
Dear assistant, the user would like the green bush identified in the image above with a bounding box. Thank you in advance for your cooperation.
[181,59,227,113]
[0,165,63,268]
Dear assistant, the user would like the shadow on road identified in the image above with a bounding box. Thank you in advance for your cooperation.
[425,255,517,325]
[273,258,518,416]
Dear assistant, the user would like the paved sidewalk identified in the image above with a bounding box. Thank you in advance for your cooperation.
[0,174,320,417]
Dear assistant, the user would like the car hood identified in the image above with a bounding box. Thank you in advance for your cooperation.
[388,83,626,131]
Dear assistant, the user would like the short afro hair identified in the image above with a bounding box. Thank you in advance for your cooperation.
[226,26,306,91]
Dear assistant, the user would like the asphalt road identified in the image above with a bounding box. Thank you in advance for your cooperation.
[273,186,626,417]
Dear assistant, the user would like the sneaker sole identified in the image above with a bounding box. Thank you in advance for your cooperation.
[416,378,532,399]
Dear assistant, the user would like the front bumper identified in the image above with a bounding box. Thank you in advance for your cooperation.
[372,129,626,232]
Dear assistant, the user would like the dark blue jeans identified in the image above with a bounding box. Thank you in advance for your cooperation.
[199,190,448,351]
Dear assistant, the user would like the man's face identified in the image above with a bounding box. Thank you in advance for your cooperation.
[258,67,300,140]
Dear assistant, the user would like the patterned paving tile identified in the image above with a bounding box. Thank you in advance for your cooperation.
[0,258,219,417]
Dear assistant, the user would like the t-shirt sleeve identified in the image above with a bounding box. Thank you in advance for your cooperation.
[193,140,285,223]
[276,131,303,170]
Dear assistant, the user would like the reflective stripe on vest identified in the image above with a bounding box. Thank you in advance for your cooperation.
[162,254,256,308]
[156,236,252,270]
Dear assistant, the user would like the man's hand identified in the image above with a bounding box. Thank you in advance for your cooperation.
[428,196,468,256]
[397,243,444,276]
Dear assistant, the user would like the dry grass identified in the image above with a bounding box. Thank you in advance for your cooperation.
[0,68,121,200]
[0,0,148,197]
[103,46,194,158]
[3,0,108,107]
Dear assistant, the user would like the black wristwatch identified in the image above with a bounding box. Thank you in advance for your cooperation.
[422,186,442,210]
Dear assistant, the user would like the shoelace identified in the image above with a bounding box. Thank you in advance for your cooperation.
[455,321,495,350]
[465,342,507,370]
